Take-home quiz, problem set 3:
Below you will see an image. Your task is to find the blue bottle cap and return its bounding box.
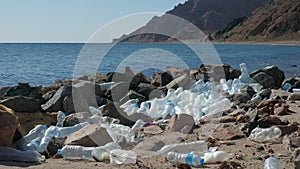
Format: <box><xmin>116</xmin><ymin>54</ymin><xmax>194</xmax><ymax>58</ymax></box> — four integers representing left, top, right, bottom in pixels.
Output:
<box><xmin>200</xmin><ymin>157</ymin><xmax>204</xmax><ymax>165</ymax></box>
<box><xmin>43</xmin><ymin>125</ymin><xmax>48</xmax><ymax>129</ymax></box>
<box><xmin>185</xmin><ymin>154</ymin><xmax>193</xmax><ymax>166</ymax></box>
<box><xmin>57</xmin><ymin>149</ymin><xmax>62</xmax><ymax>155</ymax></box>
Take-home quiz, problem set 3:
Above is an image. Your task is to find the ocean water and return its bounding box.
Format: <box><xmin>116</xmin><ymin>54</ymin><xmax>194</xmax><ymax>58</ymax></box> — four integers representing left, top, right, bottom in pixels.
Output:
<box><xmin>0</xmin><ymin>43</ymin><xmax>299</xmax><ymax>86</ymax></box>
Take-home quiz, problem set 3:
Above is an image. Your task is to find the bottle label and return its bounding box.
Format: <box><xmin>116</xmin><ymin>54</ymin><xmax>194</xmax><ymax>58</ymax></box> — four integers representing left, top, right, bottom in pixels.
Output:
<box><xmin>185</xmin><ymin>154</ymin><xmax>193</xmax><ymax>166</ymax></box>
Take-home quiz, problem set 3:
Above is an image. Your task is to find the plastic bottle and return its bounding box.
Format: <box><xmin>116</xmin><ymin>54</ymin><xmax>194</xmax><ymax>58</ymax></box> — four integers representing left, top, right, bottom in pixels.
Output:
<box><xmin>58</xmin><ymin>145</ymin><xmax>95</xmax><ymax>161</ymax></box>
<box><xmin>56</xmin><ymin>111</ymin><xmax>66</xmax><ymax>127</ymax></box>
<box><xmin>137</xmin><ymin>101</ymin><xmax>150</xmax><ymax>114</ymax></box>
<box><xmin>38</xmin><ymin>122</ymin><xmax>89</xmax><ymax>152</ymax></box>
<box><xmin>203</xmin><ymin>151</ymin><xmax>233</xmax><ymax>163</ymax></box>
<box><xmin>162</xmin><ymin>100</ymin><xmax>175</xmax><ymax>118</ymax></box>
<box><xmin>0</xmin><ymin>146</ymin><xmax>45</xmax><ymax>163</ymax></box>
<box><xmin>92</xmin><ymin>142</ymin><xmax>121</xmax><ymax>161</ymax></box>
<box><xmin>120</xmin><ymin>99</ymin><xmax>139</xmax><ymax>116</ymax></box>
<box><xmin>264</xmin><ymin>157</ymin><xmax>280</xmax><ymax>169</ymax></box>
<box><xmin>238</xmin><ymin>63</ymin><xmax>255</xmax><ymax>84</ymax></box>
<box><xmin>106</xmin><ymin>124</ymin><xmax>135</xmax><ymax>143</ymax></box>
<box><xmin>249</xmin><ymin>126</ymin><xmax>282</xmax><ymax>143</ymax></box>
<box><xmin>282</xmin><ymin>83</ymin><xmax>292</xmax><ymax>91</ymax></box>
<box><xmin>157</xmin><ymin>141</ymin><xmax>208</xmax><ymax>156</ymax></box>
<box><xmin>89</xmin><ymin>106</ymin><xmax>101</xmax><ymax>115</ymax></box>
<box><xmin>201</xmin><ymin>98</ymin><xmax>231</xmax><ymax>118</ymax></box>
<box><xmin>110</xmin><ymin>149</ymin><xmax>137</xmax><ymax>164</ymax></box>
<box><xmin>14</xmin><ymin>125</ymin><xmax>45</xmax><ymax>150</ymax></box>
<box><xmin>15</xmin><ymin>124</ymin><xmax>48</xmax><ymax>151</ymax></box>
<box><xmin>131</xmin><ymin>119</ymin><xmax>146</xmax><ymax>129</ymax></box>
<box><xmin>167</xmin><ymin>152</ymin><xmax>204</xmax><ymax>166</ymax></box>
<box><xmin>26</xmin><ymin>137</ymin><xmax>42</xmax><ymax>151</ymax></box>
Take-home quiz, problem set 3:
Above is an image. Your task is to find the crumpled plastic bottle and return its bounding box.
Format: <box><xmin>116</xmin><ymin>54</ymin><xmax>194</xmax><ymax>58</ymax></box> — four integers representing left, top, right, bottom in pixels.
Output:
<box><xmin>249</xmin><ymin>126</ymin><xmax>282</xmax><ymax>142</ymax></box>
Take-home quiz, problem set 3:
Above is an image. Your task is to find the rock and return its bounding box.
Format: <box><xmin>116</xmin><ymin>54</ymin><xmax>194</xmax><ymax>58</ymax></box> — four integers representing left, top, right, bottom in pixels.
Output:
<box><xmin>218</xmin><ymin>161</ymin><xmax>242</xmax><ymax>169</ymax></box>
<box><xmin>283</xmin><ymin>77</ymin><xmax>300</xmax><ymax>89</ymax></box>
<box><xmin>0</xmin><ymin>105</ymin><xmax>18</xmax><ymax>147</ymax></box>
<box><xmin>228</xmin><ymin>109</ymin><xmax>246</xmax><ymax>117</ymax></box>
<box><xmin>0</xmin><ymin>86</ymin><xmax>11</xmax><ymax>99</ymax></box>
<box><xmin>102</xmin><ymin>102</ymin><xmax>152</xmax><ymax>126</ymax></box>
<box><xmin>251</xmin><ymin>66</ymin><xmax>285</xmax><ymax>89</ymax></box>
<box><xmin>257</xmin><ymin>88</ymin><xmax>272</xmax><ymax>99</ymax></box>
<box><xmin>199</xmin><ymin>64</ymin><xmax>241</xmax><ymax>82</ymax></box>
<box><xmin>143</xmin><ymin>125</ymin><xmax>163</xmax><ymax>135</ymax></box>
<box><xmin>134</xmin><ymin>138</ymin><xmax>165</xmax><ymax>151</ymax></box>
<box><xmin>72</xmin><ymin>81</ymin><xmax>100</xmax><ymax>112</ymax></box>
<box><xmin>252</xmin><ymin>72</ymin><xmax>275</xmax><ymax>89</ymax></box>
<box><xmin>236</xmin><ymin>115</ymin><xmax>250</xmax><ymax>123</ymax></box>
<box><xmin>258</xmin><ymin>116</ymin><xmax>282</xmax><ymax>128</ymax></box>
<box><xmin>288</xmin><ymin>93</ymin><xmax>300</xmax><ymax>101</ymax></box>
<box><xmin>137</xmin><ymin>83</ymin><xmax>164</xmax><ymax>100</ymax></box>
<box><xmin>277</xmin><ymin>123</ymin><xmax>298</xmax><ymax>136</ymax></box>
<box><xmin>106</xmin><ymin>82</ymin><xmax>130</xmax><ymax>103</ymax></box>
<box><xmin>232</xmin><ymin>93</ymin><xmax>251</xmax><ymax>104</ymax></box>
<box><xmin>41</xmin><ymin>86</ymin><xmax>72</xmax><ymax>112</ymax></box>
<box><xmin>166</xmin><ymin>114</ymin><xmax>195</xmax><ymax>134</ymax></box>
<box><xmin>166</xmin><ymin>74</ymin><xmax>190</xmax><ymax>90</ymax></box>
<box><xmin>283</xmin><ymin>136</ymin><xmax>300</xmax><ymax>150</ymax></box>
<box><xmin>2</xmin><ymin>83</ymin><xmax>43</xmax><ymax>101</ymax></box>
<box><xmin>274</xmin><ymin>106</ymin><xmax>288</xmax><ymax>116</ymax></box>
<box><xmin>62</xmin><ymin>96</ymin><xmax>75</xmax><ymax>113</ymax></box>
<box><xmin>119</xmin><ymin>90</ymin><xmax>146</xmax><ymax>105</ymax></box>
<box><xmin>0</xmin><ymin>96</ymin><xmax>41</xmax><ymax>113</ymax></box>
<box><xmin>240</xmin><ymin>85</ymin><xmax>256</xmax><ymax>97</ymax></box>
<box><xmin>161</xmin><ymin>72</ymin><xmax>174</xmax><ymax>86</ymax></box>
<box><xmin>63</xmin><ymin>112</ymin><xmax>92</xmax><ymax>127</ymax></box>
<box><xmin>129</xmin><ymin>73</ymin><xmax>150</xmax><ymax>90</ymax></box>
<box><xmin>211</xmin><ymin>128</ymin><xmax>244</xmax><ymax>140</ymax></box>
<box><xmin>65</xmin><ymin>124</ymin><xmax>113</xmax><ymax>147</ymax></box>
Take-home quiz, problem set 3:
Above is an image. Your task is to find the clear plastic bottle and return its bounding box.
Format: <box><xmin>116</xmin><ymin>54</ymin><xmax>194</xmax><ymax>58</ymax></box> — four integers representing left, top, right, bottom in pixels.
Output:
<box><xmin>282</xmin><ymin>83</ymin><xmax>292</xmax><ymax>91</ymax></box>
<box><xmin>56</xmin><ymin>111</ymin><xmax>66</xmax><ymax>127</ymax></box>
<box><xmin>203</xmin><ymin>151</ymin><xmax>233</xmax><ymax>163</ymax></box>
<box><xmin>264</xmin><ymin>157</ymin><xmax>280</xmax><ymax>169</ymax></box>
<box><xmin>26</xmin><ymin>137</ymin><xmax>42</xmax><ymax>151</ymax></box>
<box><xmin>15</xmin><ymin>124</ymin><xmax>48</xmax><ymax>151</ymax></box>
<box><xmin>120</xmin><ymin>99</ymin><xmax>139</xmax><ymax>116</ymax></box>
<box><xmin>131</xmin><ymin>119</ymin><xmax>146</xmax><ymax>130</ymax></box>
<box><xmin>201</xmin><ymin>98</ymin><xmax>231</xmax><ymax>118</ymax></box>
<box><xmin>38</xmin><ymin>122</ymin><xmax>89</xmax><ymax>152</ymax></box>
<box><xmin>167</xmin><ymin>152</ymin><xmax>204</xmax><ymax>166</ymax></box>
<box><xmin>162</xmin><ymin>100</ymin><xmax>175</xmax><ymax>118</ymax></box>
<box><xmin>106</xmin><ymin>124</ymin><xmax>135</xmax><ymax>143</ymax></box>
<box><xmin>157</xmin><ymin>141</ymin><xmax>208</xmax><ymax>156</ymax></box>
<box><xmin>89</xmin><ymin>106</ymin><xmax>101</xmax><ymax>115</ymax></box>
<box><xmin>58</xmin><ymin>145</ymin><xmax>95</xmax><ymax>161</ymax></box>
<box><xmin>249</xmin><ymin>126</ymin><xmax>282</xmax><ymax>143</ymax></box>
<box><xmin>238</xmin><ymin>63</ymin><xmax>255</xmax><ymax>84</ymax></box>
<box><xmin>0</xmin><ymin>146</ymin><xmax>45</xmax><ymax>163</ymax></box>
<box><xmin>110</xmin><ymin>149</ymin><xmax>137</xmax><ymax>164</ymax></box>
<box><xmin>92</xmin><ymin>142</ymin><xmax>121</xmax><ymax>161</ymax></box>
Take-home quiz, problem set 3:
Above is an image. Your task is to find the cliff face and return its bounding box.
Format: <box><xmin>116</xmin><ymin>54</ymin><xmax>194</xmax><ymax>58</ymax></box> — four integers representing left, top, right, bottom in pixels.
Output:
<box><xmin>114</xmin><ymin>0</ymin><xmax>269</xmax><ymax>42</ymax></box>
<box><xmin>214</xmin><ymin>0</ymin><xmax>300</xmax><ymax>42</ymax></box>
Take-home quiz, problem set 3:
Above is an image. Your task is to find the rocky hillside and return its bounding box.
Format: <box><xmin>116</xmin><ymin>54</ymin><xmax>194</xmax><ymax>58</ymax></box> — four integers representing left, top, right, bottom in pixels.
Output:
<box><xmin>213</xmin><ymin>0</ymin><xmax>300</xmax><ymax>42</ymax></box>
<box><xmin>114</xmin><ymin>0</ymin><xmax>268</xmax><ymax>42</ymax></box>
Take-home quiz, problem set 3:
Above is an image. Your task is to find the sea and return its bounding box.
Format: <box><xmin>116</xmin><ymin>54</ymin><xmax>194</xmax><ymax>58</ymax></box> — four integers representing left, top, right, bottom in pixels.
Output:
<box><xmin>0</xmin><ymin>43</ymin><xmax>299</xmax><ymax>86</ymax></box>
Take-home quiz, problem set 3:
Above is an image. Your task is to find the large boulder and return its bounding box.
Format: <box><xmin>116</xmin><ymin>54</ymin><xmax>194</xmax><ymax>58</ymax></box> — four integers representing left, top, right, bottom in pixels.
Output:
<box><xmin>197</xmin><ymin>64</ymin><xmax>241</xmax><ymax>82</ymax></box>
<box><xmin>63</xmin><ymin>112</ymin><xmax>92</xmax><ymax>127</ymax></box>
<box><xmin>65</xmin><ymin>124</ymin><xmax>113</xmax><ymax>147</ymax></box>
<box><xmin>251</xmin><ymin>72</ymin><xmax>275</xmax><ymax>89</ymax></box>
<box><xmin>41</xmin><ymin>86</ymin><xmax>72</xmax><ymax>112</ymax></box>
<box><xmin>0</xmin><ymin>105</ymin><xmax>18</xmax><ymax>147</ymax></box>
<box><xmin>2</xmin><ymin>83</ymin><xmax>43</xmax><ymax>102</ymax></box>
<box><xmin>0</xmin><ymin>96</ymin><xmax>41</xmax><ymax>113</ymax></box>
<box><xmin>166</xmin><ymin>114</ymin><xmax>195</xmax><ymax>134</ymax></box>
<box><xmin>250</xmin><ymin>66</ymin><xmax>285</xmax><ymax>89</ymax></box>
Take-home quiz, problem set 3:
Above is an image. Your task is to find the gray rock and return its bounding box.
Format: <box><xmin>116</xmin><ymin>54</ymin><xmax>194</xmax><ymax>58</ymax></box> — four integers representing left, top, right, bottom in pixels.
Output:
<box><xmin>63</xmin><ymin>96</ymin><xmax>75</xmax><ymax>114</ymax></box>
<box><xmin>63</xmin><ymin>112</ymin><xmax>92</xmax><ymax>127</ymax></box>
<box><xmin>65</xmin><ymin>124</ymin><xmax>113</xmax><ymax>147</ymax></box>
<box><xmin>252</xmin><ymin>72</ymin><xmax>275</xmax><ymax>89</ymax></box>
<box><xmin>251</xmin><ymin>66</ymin><xmax>285</xmax><ymax>89</ymax></box>
<box><xmin>41</xmin><ymin>86</ymin><xmax>72</xmax><ymax>112</ymax></box>
<box><xmin>288</xmin><ymin>93</ymin><xmax>300</xmax><ymax>101</ymax></box>
<box><xmin>232</xmin><ymin>93</ymin><xmax>251</xmax><ymax>104</ymax></box>
<box><xmin>3</xmin><ymin>83</ymin><xmax>43</xmax><ymax>101</ymax></box>
<box><xmin>240</xmin><ymin>85</ymin><xmax>256</xmax><ymax>97</ymax></box>
<box><xmin>119</xmin><ymin>90</ymin><xmax>146</xmax><ymax>105</ymax></box>
<box><xmin>166</xmin><ymin>114</ymin><xmax>195</xmax><ymax>134</ymax></box>
<box><xmin>1</xmin><ymin>96</ymin><xmax>41</xmax><ymax>113</ymax></box>
<box><xmin>106</xmin><ymin>82</ymin><xmax>130</xmax><ymax>103</ymax></box>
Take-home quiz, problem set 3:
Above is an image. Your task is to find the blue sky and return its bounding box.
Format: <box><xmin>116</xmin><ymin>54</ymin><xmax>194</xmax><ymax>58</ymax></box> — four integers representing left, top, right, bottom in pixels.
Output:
<box><xmin>0</xmin><ymin>0</ymin><xmax>186</xmax><ymax>42</ymax></box>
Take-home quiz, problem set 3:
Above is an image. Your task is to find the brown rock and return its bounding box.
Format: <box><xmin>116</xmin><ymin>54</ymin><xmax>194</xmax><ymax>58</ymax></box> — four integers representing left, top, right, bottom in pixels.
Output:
<box><xmin>143</xmin><ymin>125</ymin><xmax>163</xmax><ymax>135</ymax></box>
<box><xmin>274</xmin><ymin>106</ymin><xmax>288</xmax><ymax>116</ymax></box>
<box><xmin>277</xmin><ymin>123</ymin><xmax>298</xmax><ymax>136</ymax></box>
<box><xmin>211</xmin><ymin>128</ymin><xmax>244</xmax><ymax>140</ymax></box>
<box><xmin>0</xmin><ymin>105</ymin><xmax>18</xmax><ymax>147</ymax></box>
<box><xmin>288</xmin><ymin>93</ymin><xmax>300</xmax><ymax>101</ymax></box>
<box><xmin>258</xmin><ymin>116</ymin><xmax>282</xmax><ymax>128</ymax></box>
<box><xmin>166</xmin><ymin>114</ymin><xmax>195</xmax><ymax>134</ymax></box>
<box><xmin>65</xmin><ymin>124</ymin><xmax>113</xmax><ymax>147</ymax></box>
<box><xmin>236</xmin><ymin>115</ymin><xmax>250</xmax><ymax>123</ymax></box>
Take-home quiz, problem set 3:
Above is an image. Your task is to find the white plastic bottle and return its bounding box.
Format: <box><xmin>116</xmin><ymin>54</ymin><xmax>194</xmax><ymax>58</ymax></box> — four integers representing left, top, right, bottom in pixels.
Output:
<box><xmin>89</xmin><ymin>106</ymin><xmax>101</xmax><ymax>115</ymax></box>
<box><xmin>238</xmin><ymin>63</ymin><xmax>255</xmax><ymax>84</ymax></box>
<box><xmin>56</xmin><ymin>111</ymin><xmax>66</xmax><ymax>127</ymax></box>
<box><xmin>58</xmin><ymin>145</ymin><xmax>95</xmax><ymax>161</ymax></box>
<box><xmin>203</xmin><ymin>151</ymin><xmax>233</xmax><ymax>163</ymax></box>
<box><xmin>157</xmin><ymin>141</ymin><xmax>208</xmax><ymax>156</ymax></box>
<box><xmin>131</xmin><ymin>119</ymin><xmax>146</xmax><ymax>129</ymax></box>
<box><xmin>264</xmin><ymin>157</ymin><xmax>280</xmax><ymax>169</ymax></box>
<box><xmin>162</xmin><ymin>100</ymin><xmax>175</xmax><ymax>118</ymax></box>
<box><xmin>0</xmin><ymin>146</ymin><xmax>45</xmax><ymax>163</ymax></box>
<box><xmin>167</xmin><ymin>152</ymin><xmax>204</xmax><ymax>166</ymax></box>
<box><xmin>110</xmin><ymin>149</ymin><xmax>137</xmax><ymax>164</ymax></box>
<box><xmin>15</xmin><ymin>124</ymin><xmax>48</xmax><ymax>150</ymax></box>
<box><xmin>92</xmin><ymin>142</ymin><xmax>121</xmax><ymax>161</ymax></box>
<box><xmin>249</xmin><ymin>126</ymin><xmax>282</xmax><ymax>142</ymax></box>
<box><xmin>26</xmin><ymin>137</ymin><xmax>42</xmax><ymax>151</ymax></box>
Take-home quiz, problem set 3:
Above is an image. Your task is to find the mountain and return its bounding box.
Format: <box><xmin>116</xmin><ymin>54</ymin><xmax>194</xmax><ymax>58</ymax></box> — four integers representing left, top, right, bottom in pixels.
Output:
<box><xmin>213</xmin><ymin>0</ymin><xmax>300</xmax><ymax>42</ymax></box>
<box><xmin>113</xmin><ymin>0</ymin><xmax>269</xmax><ymax>42</ymax></box>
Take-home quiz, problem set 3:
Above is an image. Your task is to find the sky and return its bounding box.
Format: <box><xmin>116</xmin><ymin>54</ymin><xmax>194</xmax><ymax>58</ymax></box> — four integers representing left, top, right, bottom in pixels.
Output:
<box><xmin>0</xmin><ymin>0</ymin><xmax>186</xmax><ymax>42</ymax></box>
